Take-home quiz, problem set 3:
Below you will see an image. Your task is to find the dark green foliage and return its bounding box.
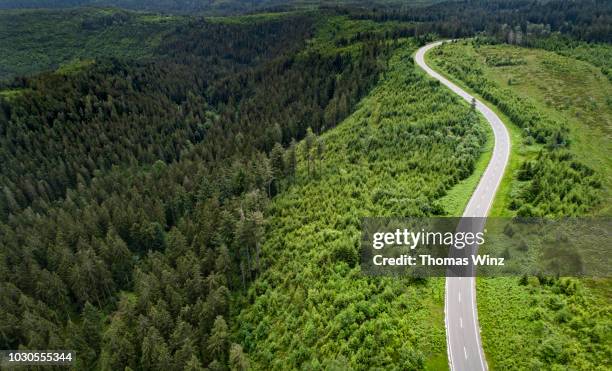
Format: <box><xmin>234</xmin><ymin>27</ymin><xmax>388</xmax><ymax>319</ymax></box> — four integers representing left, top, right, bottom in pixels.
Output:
<box><xmin>344</xmin><ymin>0</ymin><xmax>612</xmax><ymax>43</ymax></box>
<box><xmin>0</xmin><ymin>13</ymin><xmax>395</xmax><ymax>369</ymax></box>
<box><xmin>0</xmin><ymin>0</ymin><xmax>288</xmax><ymax>14</ymax></box>
<box><xmin>1</xmin><ymin>2</ymin><xmax>608</xmax><ymax>369</ymax></box>
<box><xmin>0</xmin><ymin>0</ymin><xmax>449</xmax><ymax>16</ymax></box>
<box><xmin>0</xmin><ymin>14</ymin><xmax>314</xmax><ymax>220</ymax></box>
<box><xmin>0</xmin><ymin>8</ymin><xmax>185</xmax><ymax>80</ymax></box>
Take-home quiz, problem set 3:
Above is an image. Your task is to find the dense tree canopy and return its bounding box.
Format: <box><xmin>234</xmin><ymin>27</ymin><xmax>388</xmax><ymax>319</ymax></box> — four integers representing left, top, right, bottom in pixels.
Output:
<box><xmin>343</xmin><ymin>0</ymin><xmax>612</xmax><ymax>43</ymax></box>
<box><xmin>0</xmin><ymin>2</ymin><xmax>609</xmax><ymax>370</ymax></box>
<box><xmin>0</xmin><ymin>12</ymin><xmax>396</xmax><ymax>369</ymax></box>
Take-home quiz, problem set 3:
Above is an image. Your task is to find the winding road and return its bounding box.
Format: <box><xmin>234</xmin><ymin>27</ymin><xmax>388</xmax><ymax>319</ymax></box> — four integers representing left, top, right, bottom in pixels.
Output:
<box><xmin>414</xmin><ymin>41</ymin><xmax>511</xmax><ymax>371</ymax></box>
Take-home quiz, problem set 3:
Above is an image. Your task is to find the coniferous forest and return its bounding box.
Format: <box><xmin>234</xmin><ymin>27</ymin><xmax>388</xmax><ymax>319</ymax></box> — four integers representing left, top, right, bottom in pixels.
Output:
<box><xmin>0</xmin><ymin>1</ymin><xmax>610</xmax><ymax>370</ymax></box>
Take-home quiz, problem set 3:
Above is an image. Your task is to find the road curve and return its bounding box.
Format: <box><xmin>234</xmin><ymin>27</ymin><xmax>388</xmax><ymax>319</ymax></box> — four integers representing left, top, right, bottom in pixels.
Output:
<box><xmin>414</xmin><ymin>41</ymin><xmax>511</xmax><ymax>371</ymax></box>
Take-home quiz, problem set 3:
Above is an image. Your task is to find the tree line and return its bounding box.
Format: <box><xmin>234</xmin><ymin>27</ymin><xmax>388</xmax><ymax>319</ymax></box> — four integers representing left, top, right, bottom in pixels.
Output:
<box><xmin>336</xmin><ymin>0</ymin><xmax>611</xmax><ymax>43</ymax></box>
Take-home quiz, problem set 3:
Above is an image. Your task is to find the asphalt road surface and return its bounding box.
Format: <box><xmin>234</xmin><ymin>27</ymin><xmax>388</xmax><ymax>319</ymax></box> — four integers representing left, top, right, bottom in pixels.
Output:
<box><xmin>414</xmin><ymin>41</ymin><xmax>511</xmax><ymax>371</ymax></box>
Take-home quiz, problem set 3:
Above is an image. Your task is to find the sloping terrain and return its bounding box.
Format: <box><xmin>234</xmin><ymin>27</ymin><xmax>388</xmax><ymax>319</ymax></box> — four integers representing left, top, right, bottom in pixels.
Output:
<box><xmin>234</xmin><ymin>43</ymin><xmax>488</xmax><ymax>370</ymax></box>
<box><xmin>429</xmin><ymin>40</ymin><xmax>612</xmax><ymax>370</ymax></box>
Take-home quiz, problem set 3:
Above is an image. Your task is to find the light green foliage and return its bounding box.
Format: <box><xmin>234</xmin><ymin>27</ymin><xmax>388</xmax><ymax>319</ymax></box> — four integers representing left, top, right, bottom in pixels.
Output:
<box><xmin>55</xmin><ymin>58</ymin><xmax>95</xmax><ymax>75</ymax></box>
<box><xmin>0</xmin><ymin>88</ymin><xmax>30</xmax><ymax>100</ymax></box>
<box><xmin>471</xmin><ymin>42</ymin><xmax>611</xmax><ymax>215</ymax></box>
<box><xmin>429</xmin><ymin>40</ymin><xmax>605</xmax><ymax>217</ymax></box>
<box><xmin>478</xmin><ymin>277</ymin><xmax>611</xmax><ymax>370</ymax></box>
<box><xmin>0</xmin><ymin>8</ymin><xmax>185</xmax><ymax>79</ymax></box>
<box><xmin>430</xmin><ymin>41</ymin><xmax>571</xmax><ymax>146</ymax></box>
<box><xmin>234</xmin><ymin>44</ymin><xmax>488</xmax><ymax>369</ymax></box>
<box><xmin>438</xmin><ymin>125</ymin><xmax>493</xmax><ymax>217</ymax></box>
<box><xmin>429</xmin><ymin>39</ymin><xmax>612</xmax><ymax>370</ymax></box>
<box><xmin>529</xmin><ymin>34</ymin><xmax>612</xmax><ymax>81</ymax></box>
<box><xmin>206</xmin><ymin>11</ymin><xmax>293</xmax><ymax>25</ymax></box>
<box><xmin>307</xmin><ymin>15</ymin><xmax>406</xmax><ymax>56</ymax></box>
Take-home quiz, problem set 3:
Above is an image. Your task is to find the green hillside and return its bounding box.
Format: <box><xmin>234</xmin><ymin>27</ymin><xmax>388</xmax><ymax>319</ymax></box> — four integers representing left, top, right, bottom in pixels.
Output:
<box><xmin>0</xmin><ymin>8</ymin><xmax>185</xmax><ymax>80</ymax></box>
<box><xmin>235</xmin><ymin>43</ymin><xmax>489</xmax><ymax>369</ymax></box>
<box><xmin>428</xmin><ymin>39</ymin><xmax>612</xmax><ymax>370</ymax></box>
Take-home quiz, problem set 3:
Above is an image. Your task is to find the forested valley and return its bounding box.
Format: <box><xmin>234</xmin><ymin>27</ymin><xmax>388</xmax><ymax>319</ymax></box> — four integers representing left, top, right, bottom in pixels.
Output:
<box><xmin>0</xmin><ymin>12</ymin><xmax>397</xmax><ymax>369</ymax></box>
<box><xmin>0</xmin><ymin>1</ymin><xmax>610</xmax><ymax>370</ymax></box>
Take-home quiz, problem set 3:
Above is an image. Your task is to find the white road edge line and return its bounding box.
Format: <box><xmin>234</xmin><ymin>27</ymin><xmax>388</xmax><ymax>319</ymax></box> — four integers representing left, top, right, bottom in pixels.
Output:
<box><xmin>472</xmin><ymin>276</ymin><xmax>487</xmax><ymax>371</ymax></box>
<box><xmin>445</xmin><ymin>277</ymin><xmax>455</xmax><ymax>371</ymax></box>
